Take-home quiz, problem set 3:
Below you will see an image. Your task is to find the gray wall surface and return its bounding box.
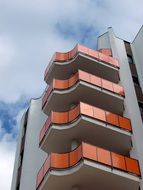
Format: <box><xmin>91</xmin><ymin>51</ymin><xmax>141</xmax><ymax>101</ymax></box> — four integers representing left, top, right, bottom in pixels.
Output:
<box><xmin>11</xmin><ymin>113</ymin><xmax>26</xmax><ymax>190</ymax></box>
<box><xmin>98</xmin><ymin>28</ymin><xmax>143</xmax><ymax>189</ymax></box>
<box><xmin>132</xmin><ymin>26</ymin><xmax>143</xmax><ymax>92</ymax></box>
<box><xmin>11</xmin><ymin>98</ymin><xmax>47</xmax><ymax>190</ymax></box>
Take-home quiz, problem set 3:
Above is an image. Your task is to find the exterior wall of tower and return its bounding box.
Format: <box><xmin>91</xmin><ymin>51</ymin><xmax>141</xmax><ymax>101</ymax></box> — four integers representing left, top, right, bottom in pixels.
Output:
<box><xmin>98</xmin><ymin>28</ymin><xmax>143</xmax><ymax>189</ymax></box>
<box><xmin>11</xmin><ymin>113</ymin><xmax>27</xmax><ymax>190</ymax></box>
<box><xmin>97</xmin><ymin>32</ymin><xmax>111</xmax><ymax>49</ymax></box>
<box><xmin>131</xmin><ymin>26</ymin><xmax>143</xmax><ymax>93</ymax></box>
<box><xmin>11</xmin><ymin>27</ymin><xmax>143</xmax><ymax>190</ymax></box>
<box><xmin>11</xmin><ymin>98</ymin><xmax>47</xmax><ymax>190</ymax></box>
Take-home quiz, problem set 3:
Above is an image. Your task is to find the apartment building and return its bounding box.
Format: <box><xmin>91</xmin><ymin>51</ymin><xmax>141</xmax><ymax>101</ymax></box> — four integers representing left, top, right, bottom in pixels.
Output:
<box><xmin>11</xmin><ymin>26</ymin><xmax>143</xmax><ymax>190</ymax></box>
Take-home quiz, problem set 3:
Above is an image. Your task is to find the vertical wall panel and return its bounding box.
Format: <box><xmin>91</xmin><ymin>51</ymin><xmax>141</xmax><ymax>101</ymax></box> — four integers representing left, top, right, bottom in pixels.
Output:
<box><xmin>111</xmin><ymin>152</ymin><xmax>126</xmax><ymax>171</ymax></box>
<box><xmin>97</xmin><ymin>147</ymin><xmax>111</xmax><ymax>166</ymax></box>
<box><xmin>82</xmin><ymin>143</ymin><xmax>97</xmax><ymax>161</ymax></box>
<box><xmin>51</xmin><ymin>153</ymin><xmax>69</xmax><ymax>169</ymax></box>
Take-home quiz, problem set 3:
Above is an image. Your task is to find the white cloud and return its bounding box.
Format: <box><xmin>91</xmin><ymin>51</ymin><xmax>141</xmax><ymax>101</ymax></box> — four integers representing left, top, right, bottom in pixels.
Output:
<box><xmin>0</xmin><ymin>31</ymin><xmax>76</xmax><ymax>103</ymax></box>
<box><xmin>0</xmin><ymin>37</ymin><xmax>16</xmax><ymax>66</ymax></box>
<box><xmin>0</xmin><ymin>107</ymin><xmax>26</xmax><ymax>190</ymax></box>
<box><xmin>0</xmin><ymin>0</ymin><xmax>142</xmax><ymax>103</ymax></box>
<box><xmin>0</xmin><ymin>122</ymin><xmax>16</xmax><ymax>190</ymax></box>
<box><xmin>0</xmin><ymin>142</ymin><xmax>15</xmax><ymax>190</ymax></box>
<box><xmin>0</xmin><ymin>140</ymin><xmax>16</xmax><ymax>190</ymax></box>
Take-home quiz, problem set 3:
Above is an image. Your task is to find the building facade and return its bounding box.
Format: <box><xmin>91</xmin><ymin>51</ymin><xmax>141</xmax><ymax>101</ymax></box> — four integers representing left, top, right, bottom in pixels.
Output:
<box><xmin>11</xmin><ymin>26</ymin><xmax>143</xmax><ymax>190</ymax></box>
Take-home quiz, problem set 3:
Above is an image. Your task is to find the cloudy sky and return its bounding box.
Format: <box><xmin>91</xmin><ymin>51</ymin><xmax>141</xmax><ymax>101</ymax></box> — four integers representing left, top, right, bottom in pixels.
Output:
<box><xmin>0</xmin><ymin>0</ymin><xmax>143</xmax><ymax>189</ymax></box>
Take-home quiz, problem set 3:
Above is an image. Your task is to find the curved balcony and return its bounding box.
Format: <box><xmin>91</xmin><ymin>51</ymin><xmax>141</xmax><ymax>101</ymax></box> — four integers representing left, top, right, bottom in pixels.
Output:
<box><xmin>36</xmin><ymin>143</ymin><xmax>140</xmax><ymax>190</ymax></box>
<box><xmin>99</xmin><ymin>48</ymin><xmax>112</xmax><ymax>56</ymax></box>
<box><xmin>42</xmin><ymin>70</ymin><xmax>124</xmax><ymax>115</ymax></box>
<box><xmin>40</xmin><ymin>102</ymin><xmax>132</xmax><ymax>155</ymax></box>
<box><xmin>44</xmin><ymin>44</ymin><xmax>120</xmax><ymax>84</ymax></box>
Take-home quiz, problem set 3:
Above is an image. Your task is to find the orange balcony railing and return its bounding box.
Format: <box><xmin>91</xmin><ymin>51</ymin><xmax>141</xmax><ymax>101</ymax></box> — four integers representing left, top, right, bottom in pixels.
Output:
<box><xmin>36</xmin><ymin>142</ymin><xmax>140</xmax><ymax>189</ymax></box>
<box><xmin>99</xmin><ymin>48</ymin><xmax>112</xmax><ymax>56</ymax></box>
<box><xmin>42</xmin><ymin>70</ymin><xmax>124</xmax><ymax>109</ymax></box>
<box><xmin>40</xmin><ymin>102</ymin><xmax>132</xmax><ymax>145</ymax></box>
<box><xmin>44</xmin><ymin>44</ymin><xmax>119</xmax><ymax>81</ymax></box>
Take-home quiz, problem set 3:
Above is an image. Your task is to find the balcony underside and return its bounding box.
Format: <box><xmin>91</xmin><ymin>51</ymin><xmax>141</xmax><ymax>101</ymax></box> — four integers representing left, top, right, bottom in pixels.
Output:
<box><xmin>40</xmin><ymin>115</ymin><xmax>131</xmax><ymax>155</ymax></box>
<box><xmin>39</xmin><ymin>159</ymin><xmax>140</xmax><ymax>190</ymax></box>
<box><xmin>46</xmin><ymin>53</ymin><xmax>119</xmax><ymax>84</ymax></box>
<box><xmin>43</xmin><ymin>81</ymin><xmax>124</xmax><ymax>116</ymax></box>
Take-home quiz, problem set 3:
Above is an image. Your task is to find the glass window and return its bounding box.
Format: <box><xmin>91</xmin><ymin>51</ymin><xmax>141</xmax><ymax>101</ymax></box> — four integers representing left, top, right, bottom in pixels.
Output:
<box><xmin>133</xmin><ymin>76</ymin><xmax>140</xmax><ymax>86</ymax></box>
<box><xmin>138</xmin><ymin>102</ymin><xmax>143</xmax><ymax>112</ymax></box>
<box><xmin>127</xmin><ymin>55</ymin><xmax>134</xmax><ymax>64</ymax></box>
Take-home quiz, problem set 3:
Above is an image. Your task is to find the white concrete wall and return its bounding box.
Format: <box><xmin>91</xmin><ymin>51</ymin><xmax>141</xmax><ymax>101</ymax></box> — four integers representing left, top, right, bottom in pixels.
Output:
<box><xmin>11</xmin><ymin>98</ymin><xmax>47</xmax><ymax>190</ymax></box>
<box><xmin>131</xmin><ymin>26</ymin><xmax>143</xmax><ymax>92</ymax></box>
<box><xmin>98</xmin><ymin>28</ymin><xmax>143</xmax><ymax>189</ymax></box>
<box><xmin>97</xmin><ymin>31</ymin><xmax>111</xmax><ymax>49</ymax></box>
<box><xmin>11</xmin><ymin>113</ymin><xmax>26</xmax><ymax>190</ymax></box>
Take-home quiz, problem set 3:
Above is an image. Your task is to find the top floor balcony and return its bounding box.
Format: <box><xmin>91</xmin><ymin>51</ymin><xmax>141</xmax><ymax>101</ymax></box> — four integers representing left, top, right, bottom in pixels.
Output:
<box><xmin>44</xmin><ymin>44</ymin><xmax>120</xmax><ymax>84</ymax></box>
<box><xmin>42</xmin><ymin>70</ymin><xmax>124</xmax><ymax>116</ymax></box>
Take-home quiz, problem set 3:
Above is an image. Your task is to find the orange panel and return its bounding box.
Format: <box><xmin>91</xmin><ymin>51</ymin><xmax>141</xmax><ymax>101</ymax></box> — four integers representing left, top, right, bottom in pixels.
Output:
<box><xmin>80</xmin><ymin>102</ymin><xmax>94</xmax><ymax>117</ymax></box>
<box><xmin>111</xmin><ymin>152</ymin><xmax>126</xmax><ymax>171</ymax></box>
<box><xmin>93</xmin><ymin>107</ymin><xmax>106</xmax><ymax>121</ymax></box>
<box><xmin>106</xmin><ymin>112</ymin><xmax>119</xmax><ymax>127</ymax></box>
<box><xmin>69</xmin><ymin>105</ymin><xmax>80</xmax><ymax>122</ymax></box>
<box><xmin>88</xmin><ymin>49</ymin><xmax>99</xmax><ymax>60</ymax></box>
<box><xmin>54</xmin><ymin>79</ymin><xmax>69</xmax><ymax>89</ymax></box>
<box><xmin>68</xmin><ymin>72</ymin><xmax>79</xmax><ymax>87</ymax></box>
<box><xmin>79</xmin><ymin>70</ymin><xmax>90</xmax><ymax>83</ymax></box>
<box><xmin>55</xmin><ymin>52</ymin><xmax>67</xmax><ymax>62</ymax></box>
<box><xmin>36</xmin><ymin>166</ymin><xmax>44</xmax><ymax>188</ymax></box>
<box><xmin>108</xmin><ymin>56</ymin><xmax>119</xmax><ymax>68</ymax></box>
<box><xmin>44</xmin><ymin>58</ymin><xmax>52</xmax><ymax>79</ymax></box>
<box><xmin>77</xmin><ymin>44</ymin><xmax>89</xmax><ymax>55</ymax></box>
<box><xmin>52</xmin><ymin>112</ymin><xmax>68</xmax><ymax>124</ymax></box>
<box><xmin>43</xmin><ymin>156</ymin><xmax>50</xmax><ymax>176</ymax></box>
<box><xmin>90</xmin><ymin>74</ymin><xmax>102</xmax><ymax>87</ymax></box>
<box><xmin>82</xmin><ymin>143</ymin><xmax>97</xmax><ymax>161</ymax></box>
<box><xmin>102</xmin><ymin>79</ymin><xmax>113</xmax><ymax>92</ymax></box>
<box><xmin>39</xmin><ymin>125</ymin><xmax>46</xmax><ymax>143</ymax></box>
<box><xmin>54</xmin><ymin>52</ymin><xmax>59</xmax><ymax>61</ymax></box>
<box><xmin>42</xmin><ymin>85</ymin><xmax>53</xmax><ymax>109</ymax></box>
<box><xmin>97</xmin><ymin>147</ymin><xmax>111</xmax><ymax>166</ymax></box>
<box><xmin>43</xmin><ymin>84</ymin><xmax>53</xmax><ymax>102</ymax></box>
<box><xmin>51</xmin><ymin>153</ymin><xmax>69</xmax><ymax>169</ymax></box>
<box><xmin>64</xmin><ymin>52</ymin><xmax>69</xmax><ymax>61</ymax></box>
<box><xmin>51</xmin><ymin>52</ymin><xmax>57</xmax><ymax>62</ymax></box>
<box><xmin>113</xmin><ymin>83</ymin><xmax>125</xmax><ymax>96</ymax></box>
<box><xmin>70</xmin><ymin>145</ymin><xmax>82</xmax><ymax>167</ymax></box>
<box><xmin>45</xmin><ymin>116</ymin><xmax>52</xmax><ymax>132</ymax></box>
<box><xmin>99</xmin><ymin>52</ymin><xmax>119</xmax><ymax>68</ymax></box>
<box><xmin>118</xmin><ymin>116</ymin><xmax>132</xmax><ymax>131</ymax></box>
<box><xmin>99</xmin><ymin>52</ymin><xmax>109</xmax><ymax>64</ymax></box>
<box><xmin>125</xmin><ymin>157</ymin><xmax>140</xmax><ymax>176</ymax></box>
<box><xmin>99</xmin><ymin>49</ymin><xmax>112</xmax><ymax>57</ymax></box>
<box><xmin>69</xmin><ymin>46</ymin><xmax>77</xmax><ymax>59</ymax></box>
<box><xmin>42</xmin><ymin>92</ymin><xmax>47</xmax><ymax>108</ymax></box>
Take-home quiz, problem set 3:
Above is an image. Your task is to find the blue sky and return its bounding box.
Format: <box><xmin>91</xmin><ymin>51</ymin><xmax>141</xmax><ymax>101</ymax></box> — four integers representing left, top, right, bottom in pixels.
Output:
<box><xmin>0</xmin><ymin>99</ymin><xmax>28</xmax><ymax>134</ymax></box>
<box><xmin>0</xmin><ymin>0</ymin><xmax>143</xmax><ymax>189</ymax></box>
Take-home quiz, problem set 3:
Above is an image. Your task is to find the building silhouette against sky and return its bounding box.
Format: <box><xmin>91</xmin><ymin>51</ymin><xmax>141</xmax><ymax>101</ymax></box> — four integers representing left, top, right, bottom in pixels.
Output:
<box><xmin>11</xmin><ymin>26</ymin><xmax>143</xmax><ymax>190</ymax></box>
